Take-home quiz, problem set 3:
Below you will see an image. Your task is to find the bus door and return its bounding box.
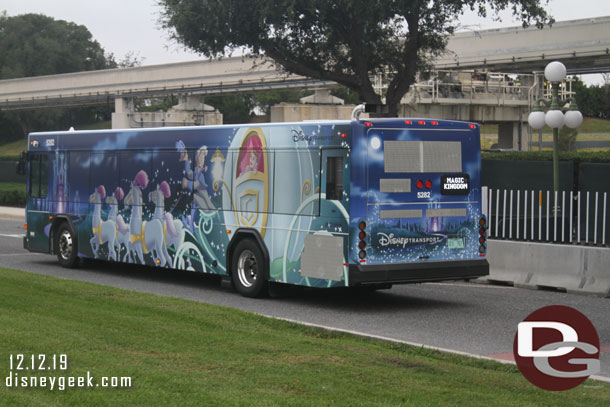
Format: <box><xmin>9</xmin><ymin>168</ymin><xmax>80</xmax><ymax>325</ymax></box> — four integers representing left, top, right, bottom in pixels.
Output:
<box><xmin>26</xmin><ymin>152</ymin><xmax>51</xmax><ymax>252</ymax></box>
<box><xmin>299</xmin><ymin>148</ymin><xmax>350</xmax><ymax>283</ymax></box>
<box><xmin>365</xmin><ymin>127</ymin><xmax>480</xmax><ymax>264</ymax></box>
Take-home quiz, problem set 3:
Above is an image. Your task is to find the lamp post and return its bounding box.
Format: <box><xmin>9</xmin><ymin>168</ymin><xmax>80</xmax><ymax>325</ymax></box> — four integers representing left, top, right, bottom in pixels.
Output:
<box><xmin>528</xmin><ymin>61</ymin><xmax>583</xmax><ymax>192</ymax></box>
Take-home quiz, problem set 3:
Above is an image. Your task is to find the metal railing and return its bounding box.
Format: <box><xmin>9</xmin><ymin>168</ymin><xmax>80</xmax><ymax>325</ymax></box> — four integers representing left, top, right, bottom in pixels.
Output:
<box><xmin>404</xmin><ymin>70</ymin><xmax>534</xmax><ymax>105</ymax></box>
<box><xmin>482</xmin><ymin>186</ymin><xmax>608</xmax><ymax>246</ymax></box>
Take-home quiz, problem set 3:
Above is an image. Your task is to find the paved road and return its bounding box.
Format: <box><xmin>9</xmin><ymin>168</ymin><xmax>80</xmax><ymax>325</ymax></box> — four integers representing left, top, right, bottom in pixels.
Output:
<box><xmin>1</xmin><ymin>218</ymin><xmax>608</xmax><ymax>379</ymax></box>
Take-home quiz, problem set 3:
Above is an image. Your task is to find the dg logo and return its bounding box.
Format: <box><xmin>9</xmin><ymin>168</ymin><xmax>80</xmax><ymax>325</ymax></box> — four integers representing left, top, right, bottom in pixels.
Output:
<box><xmin>513</xmin><ymin>305</ymin><xmax>600</xmax><ymax>391</ymax></box>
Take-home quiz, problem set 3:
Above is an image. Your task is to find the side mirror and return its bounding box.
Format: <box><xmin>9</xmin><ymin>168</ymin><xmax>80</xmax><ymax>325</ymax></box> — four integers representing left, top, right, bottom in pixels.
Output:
<box><xmin>16</xmin><ymin>151</ymin><xmax>26</xmax><ymax>175</ymax></box>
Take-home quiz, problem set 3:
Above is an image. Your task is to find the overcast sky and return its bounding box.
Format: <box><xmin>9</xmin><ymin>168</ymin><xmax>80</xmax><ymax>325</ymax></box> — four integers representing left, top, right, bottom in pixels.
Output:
<box><xmin>1</xmin><ymin>0</ymin><xmax>609</xmax><ymax>82</ymax></box>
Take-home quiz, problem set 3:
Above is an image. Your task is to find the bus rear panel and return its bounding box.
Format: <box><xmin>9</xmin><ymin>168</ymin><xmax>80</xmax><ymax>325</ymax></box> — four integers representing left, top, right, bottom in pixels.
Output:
<box><xmin>348</xmin><ymin>119</ymin><xmax>489</xmax><ymax>285</ymax></box>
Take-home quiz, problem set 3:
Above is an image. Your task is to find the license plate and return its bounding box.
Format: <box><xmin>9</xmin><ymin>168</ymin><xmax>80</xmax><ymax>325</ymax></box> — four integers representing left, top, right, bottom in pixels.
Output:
<box><xmin>447</xmin><ymin>237</ymin><xmax>465</xmax><ymax>249</ymax></box>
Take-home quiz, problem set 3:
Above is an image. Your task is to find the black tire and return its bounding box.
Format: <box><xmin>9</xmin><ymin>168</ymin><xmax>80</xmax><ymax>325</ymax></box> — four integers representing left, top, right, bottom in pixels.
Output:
<box><xmin>55</xmin><ymin>222</ymin><xmax>79</xmax><ymax>268</ymax></box>
<box><xmin>231</xmin><ymin>239</ymin><xmax>268</xmax><ymax>298</ymax></box>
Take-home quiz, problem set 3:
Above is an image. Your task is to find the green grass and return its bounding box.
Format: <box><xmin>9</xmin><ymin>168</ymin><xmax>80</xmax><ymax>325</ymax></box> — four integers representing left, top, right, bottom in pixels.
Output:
<box><xmin>0</xmin><ymin>268</ymin><xmax>608</xmax><ymax>406</ymax></box>
<box><xmin>0</xmin><ymin>139</ymin><xmax>27</xmax><ymax>161</ymax></box>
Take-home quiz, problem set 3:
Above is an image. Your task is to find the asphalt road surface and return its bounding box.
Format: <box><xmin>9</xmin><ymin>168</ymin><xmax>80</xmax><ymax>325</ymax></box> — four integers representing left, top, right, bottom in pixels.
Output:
<box><xmin>1</xmin><ymin>217</ymin><xmax>608</xmax><ymax>380</ymax></box>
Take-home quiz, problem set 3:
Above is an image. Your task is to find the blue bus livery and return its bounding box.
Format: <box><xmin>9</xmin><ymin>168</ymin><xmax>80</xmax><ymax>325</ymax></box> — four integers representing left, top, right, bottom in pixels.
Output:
<box><xmin>24</xmin><ymin>116</ymin><xmax>489</xmax><ymax>297</ymax></box>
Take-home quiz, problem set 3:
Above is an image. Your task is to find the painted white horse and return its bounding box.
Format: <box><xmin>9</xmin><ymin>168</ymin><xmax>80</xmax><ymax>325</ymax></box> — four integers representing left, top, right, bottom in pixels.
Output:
<box><xmin>147</xmin><ymin>181</ymin><xmax>185</xmax><ymax>267</ymax></box>
<box><xmin>106</xmin><ymin>187</ymin><xmax>130</xmax><ymax>262</ymax></box>
<box><xmin>124</xmin><ymin>170</ymin><xmax>148</xmax><ymax>264</ymax></box>
<box><xmin>89</xmin><ymin>185</ymin><xmax>118</xmax><ymax>261</ymax></box>
<box><xmin>144</xmin><ymin>182</ymin><xmax>171</xmax><ymax>267</ymax></box>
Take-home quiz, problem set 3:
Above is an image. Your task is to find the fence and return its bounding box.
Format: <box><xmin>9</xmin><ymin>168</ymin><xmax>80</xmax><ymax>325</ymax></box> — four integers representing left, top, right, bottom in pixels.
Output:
<box><xmin>482</xmin><ymin>187</ymin><xmax>608</xmax><ymax>246</ymax></box>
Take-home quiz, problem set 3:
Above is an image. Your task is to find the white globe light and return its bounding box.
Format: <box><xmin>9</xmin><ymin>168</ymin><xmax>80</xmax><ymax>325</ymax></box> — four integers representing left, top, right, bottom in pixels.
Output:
<box><xmin>564</xmin><ymin>109</ymin><xmax>583</xmax><ymax>129</ymax></box>
<box><xmin>545</xmin><ymin>61</ymin><xmax>567</xmax><ymax>83</ymax></box>
<box><xmin>528</xmin><ymin>111</ymin><xmax>546</xmax><ymax>129</ymax></box>
<box><xmin>545</xmin><ymin>109</ymin><xmax>565</xmax><ymax>128</ymax></box>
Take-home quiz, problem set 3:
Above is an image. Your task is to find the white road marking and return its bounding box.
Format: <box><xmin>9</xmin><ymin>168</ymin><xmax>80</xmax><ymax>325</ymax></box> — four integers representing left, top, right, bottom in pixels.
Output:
<box><xmin>0</xmin><ymin>233</ymin><xmax>23</xmax><ymax>238</ymax></box>
<box><xmin>0</xmin><ymin>253</ymin><xmax>42</xmax><ymax>257</ymax></box>
<box><xmin>429</xmin><ymin>282</ymin><xmax>514</xmax><ymax>290</ymax></box>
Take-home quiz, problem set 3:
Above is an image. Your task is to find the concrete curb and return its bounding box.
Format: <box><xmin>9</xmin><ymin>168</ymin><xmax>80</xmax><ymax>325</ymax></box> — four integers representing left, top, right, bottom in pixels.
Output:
<box><xmin>0</xmin><ymin>206</ymin><xmax>24</xmax><ymax>221</ymax></box>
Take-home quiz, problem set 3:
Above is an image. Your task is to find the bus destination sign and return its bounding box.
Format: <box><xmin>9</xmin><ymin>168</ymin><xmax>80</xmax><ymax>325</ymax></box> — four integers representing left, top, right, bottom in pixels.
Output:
<box><xmin>441</xmin><ymin>174</ymin><xmax>470</xmax><ymax>195</ymax></box>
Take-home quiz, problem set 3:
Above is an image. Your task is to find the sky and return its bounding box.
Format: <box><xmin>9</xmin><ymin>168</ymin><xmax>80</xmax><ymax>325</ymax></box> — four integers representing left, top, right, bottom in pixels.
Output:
<box><xmin>1</xmin><ymin>0</ymin><xmax>609</xmax><ymax>82</ymax></box>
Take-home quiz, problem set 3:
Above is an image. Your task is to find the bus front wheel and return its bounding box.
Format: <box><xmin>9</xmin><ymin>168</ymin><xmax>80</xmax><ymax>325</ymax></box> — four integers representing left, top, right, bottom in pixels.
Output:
<box><xmin>231</xmin><ymin>239</ymin><xmax>268</xmax><ymax>298</ymax></box>
<box><xmin>55</xmin><ymin>223</ymin><xmax>79</xmax><ymax>268</ymax></box>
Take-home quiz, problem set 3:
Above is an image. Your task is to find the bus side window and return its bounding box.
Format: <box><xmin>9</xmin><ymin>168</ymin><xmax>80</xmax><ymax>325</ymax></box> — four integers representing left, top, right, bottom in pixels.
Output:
<box><xmin>29</xmin><ymin>154</ymin><xmax>48</xmax><ymax>198</ymax></box>
<box><xmin>326</xmin><ymin>156</ymin><xmax>343</xmax><ymax>201</ymax></box>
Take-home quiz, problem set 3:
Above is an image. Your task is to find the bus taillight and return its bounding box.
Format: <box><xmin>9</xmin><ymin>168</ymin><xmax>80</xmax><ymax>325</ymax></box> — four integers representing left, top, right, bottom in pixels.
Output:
<box><xmin>416</xmin><ymin>180</ymin><xmax>423</xmax><ymax>189</ymax></box>
<box><xmin>405</xmin><ymin>120</ymin><xmax>412</xmax><ymax>125</ymax></box>
<box><xmin>425</xmin><ymin>180</ymin><xmax>432</xmax><ymax>189</ymax></box>
<box><xmin>417</xmin><ymin>120</ymin><xmax>425</xmax><ymax>125</ymax></box>
<box><xmin>478</xmin><ymin>217</ymin><xmax>487</xmax><ymax>255</ymax></box>
<box><xmin>358</xmin><ymin>221</ymin><xmax>367</xmax><ymax>259</ymax></box>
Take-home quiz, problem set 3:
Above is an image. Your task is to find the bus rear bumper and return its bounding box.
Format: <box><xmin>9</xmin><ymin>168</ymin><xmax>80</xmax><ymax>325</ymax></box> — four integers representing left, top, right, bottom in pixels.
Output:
<box><xmin>348</xmin><ymin>259</ymin><xmax>489</xmax><ymax>286</ymax></box>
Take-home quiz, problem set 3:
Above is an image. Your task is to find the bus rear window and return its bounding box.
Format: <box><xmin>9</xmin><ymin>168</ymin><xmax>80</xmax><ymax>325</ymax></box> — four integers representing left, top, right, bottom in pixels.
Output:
<box><xmin>383</xmin><ymin>140</ymin><xmax>462</xmax><ymax>173</ymax></box>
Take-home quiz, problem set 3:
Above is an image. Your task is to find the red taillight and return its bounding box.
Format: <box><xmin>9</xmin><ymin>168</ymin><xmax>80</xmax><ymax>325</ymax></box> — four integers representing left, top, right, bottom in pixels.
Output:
<box><xmin>416</xmin><ymin>180</ymin><xmax>423</xmax><ymax>189</ymax></box>
<box><xmin>365</xmin><ymin>122</ymin><xmax>373</xmax><ymax>127</ymax></box>
<box><xmin>358</xmin><ymin>231</ymin><xmax>366</xmax><ymax>240</ymax></box>
<box><xmin>405</xmin><ymin>120</ymin><xmax>412</xmax><ymax>125</ymax></box>
<box><xmin>340</xmin><ymin>133</ymin><xmax>347</xmax><ymax>138</ymax></box>
<box><xmin>469</xmin><ymin>124</ymin><xmax>477</xmax><ymax>129</ymax></box>
<box><xmin>417</xmin><ymin>120</ymin><xmax>425</xmax><ymax>125</ymax></box>
<box><xmin>479</xmin><ymin>237</ymin><xmax>486</xmax><ymax>244</ymax></box>
<box><xmin>479</xmin><ymin>228</ymin><xmax>485</xmax><ymax>235</ymax></box>
<box><xmin>358</xmin><ymin>241</ymin><xmax>366</xmax><ymax>249</ymax></box>
<box><xmin>425</xmin><ymin>180</ymin><xmax>432</xmax><ymax>189</ymax></box>
<box><xmin>431</xmin><ymin>121</ymin><xmax>439</xmax><ymax>126</ymax></box>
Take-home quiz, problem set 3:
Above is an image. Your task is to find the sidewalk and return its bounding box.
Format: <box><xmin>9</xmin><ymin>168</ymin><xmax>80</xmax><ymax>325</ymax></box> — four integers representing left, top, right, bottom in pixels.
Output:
<box><xmin>0</xmin><ymin>206</ymin><xmax>25</xmax><ymax>220</ymax></box>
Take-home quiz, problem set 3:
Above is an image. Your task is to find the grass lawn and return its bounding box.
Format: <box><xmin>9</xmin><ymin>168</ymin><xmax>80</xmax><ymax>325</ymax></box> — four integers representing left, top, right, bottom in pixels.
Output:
<box><xmin>0</xmin><ymin>268</ymin><xmax>608</xmax><ymax>406</ymax></box>
<box><xmin>0</xmin><ymin>139</ymin><xmax>27</xmax><ymax>161</ymax></box>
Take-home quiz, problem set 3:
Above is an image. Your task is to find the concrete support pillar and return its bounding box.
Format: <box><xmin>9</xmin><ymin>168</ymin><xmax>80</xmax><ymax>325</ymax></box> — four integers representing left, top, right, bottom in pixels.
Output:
<box><xmin>497</xmin><ymin>122</ymin><xmax>527</xmax><ymax>150</ymax></box>
<box><xmin>111</xmin><ymin>97</ymin><xmax>134</xmax><ymax>129</ymax></box>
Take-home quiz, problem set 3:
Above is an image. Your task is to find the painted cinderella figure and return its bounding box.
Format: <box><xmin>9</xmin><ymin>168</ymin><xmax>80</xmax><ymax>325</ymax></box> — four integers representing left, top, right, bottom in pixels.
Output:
<box><xmin>177</xmin><ymin>141</ymin><xmax>215</xmax><ymax>231</ymax></box>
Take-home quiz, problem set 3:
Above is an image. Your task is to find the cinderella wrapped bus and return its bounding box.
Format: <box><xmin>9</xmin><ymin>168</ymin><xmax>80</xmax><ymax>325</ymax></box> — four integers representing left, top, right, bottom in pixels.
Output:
<box><xmin>23</xmin><ymin>110</ymin><xmax>489</xmax><ymax>297</ymax></box>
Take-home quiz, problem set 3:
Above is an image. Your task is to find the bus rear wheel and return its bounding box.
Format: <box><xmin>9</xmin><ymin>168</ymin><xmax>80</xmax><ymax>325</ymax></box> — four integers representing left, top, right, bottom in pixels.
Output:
<box><xmin>55</xmin><ymin>223</ymin><xmax>79</xmax><ymax>268</ymax></box>
<box><xmin>231</xmin><ymin>239</ymin><xmax>268</xmax><ymax>298</ymax></box>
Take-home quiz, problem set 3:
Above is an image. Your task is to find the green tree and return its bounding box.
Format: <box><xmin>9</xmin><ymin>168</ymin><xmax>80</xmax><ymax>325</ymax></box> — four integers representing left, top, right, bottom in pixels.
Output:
<box><xmin>0</xmin><ymin>12</ymin><xmax>114</xmax><ymax>78</ymax></box>
<box><xmin>0</xmin><ymin>12</ymin><xmax>116</xmax><ymax>142</ymax></box>
<box><xmin>159</xmin><ymin>0</ymin><xmax>551</xmax><ymax>117</ymax></box>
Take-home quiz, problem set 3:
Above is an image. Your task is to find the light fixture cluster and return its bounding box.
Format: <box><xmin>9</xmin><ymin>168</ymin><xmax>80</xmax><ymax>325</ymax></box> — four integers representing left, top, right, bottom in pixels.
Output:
<box><xmin>527</xmin><ymin>61</ymin><xmax>583</xmax><ymax>130</ymax></box>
